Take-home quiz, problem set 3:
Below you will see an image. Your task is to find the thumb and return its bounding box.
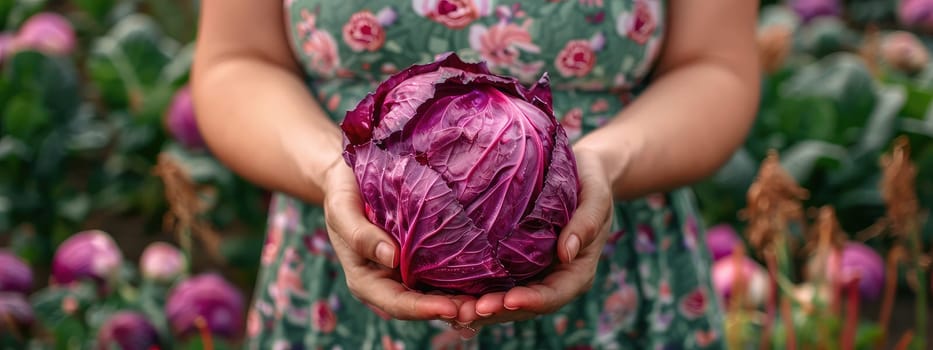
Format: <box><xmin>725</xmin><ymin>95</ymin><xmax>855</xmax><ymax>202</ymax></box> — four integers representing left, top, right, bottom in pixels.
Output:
<box><xmin>324</xmin><ymin>166</ymin><xmax>399</xmax><ymax>269</ymax></box>
<box><xmin>558</xmin><ymin>154</ymin><xmax>613</xmax><ymax>264</ymax></box>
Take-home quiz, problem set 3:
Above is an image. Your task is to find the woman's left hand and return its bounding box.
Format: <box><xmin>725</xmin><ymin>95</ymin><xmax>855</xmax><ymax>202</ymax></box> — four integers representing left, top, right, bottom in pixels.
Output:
<box><xmin>449</xmin><ymin>147</ymin><xmax>615</xmax><ymax>338</ymax></box>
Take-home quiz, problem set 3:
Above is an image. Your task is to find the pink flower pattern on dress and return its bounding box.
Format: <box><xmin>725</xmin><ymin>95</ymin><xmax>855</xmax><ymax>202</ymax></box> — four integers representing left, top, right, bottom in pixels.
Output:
<box><xmin>414</xmin><ymin>0</ymin><xmax>492</xmax><ymax>29</ymax></box>
<box><xmin>342</xmin><ymin>10</ymin><xmax>391</xmax><ymax>51</ymax></box>
<box><xmin>468</xmin><ymin>18</ymin><xmax>540</xmax><ymax>67</ymax></box>
<box><xmin>616</xmin><ymin>0</ymin><xmax>659</xmax><ymax>45</ymax></box>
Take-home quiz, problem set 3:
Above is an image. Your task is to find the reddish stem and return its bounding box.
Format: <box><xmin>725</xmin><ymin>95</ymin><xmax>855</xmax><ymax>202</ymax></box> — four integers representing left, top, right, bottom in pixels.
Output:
<box><xmin>841</xmin><ymin>276</ymin><xmax>860</xmax><ymax>350</ymax></box>
<box><xmin>194</xmin><ymin>316</ymin><xmax>214</xmax><ymax>350</ymax></box>
<box><xmin>878</xmin><ymin>248</ymin><xmax>902</xmax><ymax>348</ymax></box>
<box><xmin>781</xmin><ymin>298</ymin><xmax>796</xmax><ymax>350</ymax></box>
<box><xmin>765</xmin><ymin>251</ymin><xmax>795</xmax><ymax>350</ymax></box>
<box><xmin>894</xmin><ymin>331</ymin><xmax>914</xmax><ymax>350</ymax></box>
<box><xmin>761</xmin><ymin>263</ymin><xmax>777</xmax><ymax>350</ymax></box>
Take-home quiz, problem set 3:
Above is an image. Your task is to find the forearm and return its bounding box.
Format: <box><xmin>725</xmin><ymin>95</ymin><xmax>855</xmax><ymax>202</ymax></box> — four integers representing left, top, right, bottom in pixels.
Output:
<box><xmin>575</xmin><ymin>59</ymin><xmax>759</xmax><ymax>200</ymax></box>
<box><xmin>191</xmin><ymin>58</ymin><xmax>342</xmax><ymax>205</ymax></box>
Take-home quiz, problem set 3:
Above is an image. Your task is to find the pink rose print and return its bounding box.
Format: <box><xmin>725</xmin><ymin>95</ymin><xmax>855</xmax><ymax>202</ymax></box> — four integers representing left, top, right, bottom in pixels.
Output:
<box><xmin>303</xmin><ymin>229</ymin><xmax>336</xmax><ymax>261</ymax></box>
<box><xmin>695</xmin><ymin>330</ymin><xmax>718</xmax><ymax>347</ymax></box>
<box><xmin>311</xmin><ymin>300</ymin><xmax>337</xmax><ymax>333</ymax></box>
<box><xmin>616</xmin><ymin>0</ymin><xmax>659</xmax><ymax>45</ymax></box>
<box><xmin>261</xmin><ymin>216</ymin><xmax>284</xmax><ymax>265</ymax></box>
<box><xmin>598</xmin><ymin>286</ymin><xmax>638</xmax><ymax>336</ymax></box>
<box><xmin>635</xmin><ymin>224</ymin><xmax>656</xmax><ymax>253</ymax></box>
<box><xmin>590</xmin><ymin>98</ymin><xmax>609</xmax><ymax>113</ymax></box>
<box><xmin>554</xmin><ymin>314</ymin><xmax>568</xmax><ymax>335</ymax></box>
<box><xmin>414</xmin><ymin>0</ymin><xmax>491</xmax><ymax>29</ymax></box>
<box><xmin>298</xmin><ymin>9</ymin><xmax>341</xmax><ymax>76</ymax></box>
<box><xmin>326</xmin><ymin>94</ymin><xmax>341</xmax><ymax>111</ymax></box>
<box><xmin>679</xmin><ymin>288</ymin><xmax>709</xmax><ymax>319</ymax></box>
<box><xmin>646</xmin><ymin>193</ymin><xmax>666</xmax><ymax>209</ymax></box>
<box><xmin>560</xmin><ymin>107</ymin><xmax>583</xmax><ymax>141</ymax></box>
<box><xmin>556</xmin><ymin>41</ymin><xmax>595</xmax><ymax>77</ymax></box>
<box><xmin>342</xmin><ymin>9</ymin><xmax>394</xmax><ymax>52</ymax></box>
<box><xmin>468</xmin><ymin>19</ymin><xmax>540</xmax><ymax>66</ymax></box>
<box><xmin>555</xmin><ymin>32</ymin><xmax>604</xmax><ymax>78</ymax></box>
<box><xmin>430</xmin><ymin>329</ymin><xmax>470</xmax><ymax>348</ymax></box>
<box><xmin>658</xmin><ymin>280</ymin><xmax>673</xmax><ymax>303</ymax></box>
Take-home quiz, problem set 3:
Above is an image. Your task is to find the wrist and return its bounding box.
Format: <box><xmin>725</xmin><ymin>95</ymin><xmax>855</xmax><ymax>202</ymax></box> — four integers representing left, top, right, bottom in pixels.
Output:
<box><xmin>572</xmin><ymin>124</ymin><xmax>642</xmax><ymax>188</ymax></box>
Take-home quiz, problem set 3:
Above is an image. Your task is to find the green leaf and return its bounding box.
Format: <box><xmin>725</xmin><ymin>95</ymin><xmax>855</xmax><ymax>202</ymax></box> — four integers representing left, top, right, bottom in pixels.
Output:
<box><xmin>780</xmin><ymin>140</ymin><xmax>852</xmax><ymax>183</ymax></box>
<box><xmin>775</xmin><ymin>97</ymin><xmax>838</xmax><ymax>143</ymax></box>
<box><xmin>2</xmin><ymin>94</ymin><xmax>49</xmax><ymax>139</ymax></box>
<box><xmin>781</xmin><ymin>53</ymin><xmax>878</xmax><ymax>143</ymax></box>
<box><xmin>4</xmin><ymin>51</ymin><xmax>81</xmax><ymax>123</ymax></box>
<box><xmin>72</xmin><ymin>0</ymin><xmax>117</xmax><ymax>24</ymax></box>
<box><xmin>87</xmin><ymin>14</ymin><xmax>174</xmax><ymax>109</ymax></box>
<box><xmin>796</xmin><ymin>17</ymin><xmax>860</xmax><ymax>58</ymax></box>
<box><xmin>159</xmin><ymin>42</ymin><xmax>194</xmax><ymax>87</ymax></box>
<box><xmin>162</xmin><ymin>143</ymin><xmax>233</xmax><ymax>185</ymax></box>
<box><xmin>711</xmin><ymin>147</ymin><xmax>758</xmax><ymax>191</ymax></box>
<box><xmin>57</xmin><ymin>193</ymin><xmax>91</xmax><ymax>222</ymax></box>
<box><xmin>852</xmin><ymin>84</ymin><xmax>907</xmax><ymax>157</ymax></box>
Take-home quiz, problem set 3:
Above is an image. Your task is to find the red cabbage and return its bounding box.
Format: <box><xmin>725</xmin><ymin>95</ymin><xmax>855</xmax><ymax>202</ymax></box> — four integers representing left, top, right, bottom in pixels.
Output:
<box><xmin>341</xmin><ymin>53</ymin><xmax>580</xmax><ymax>296</ymax></box>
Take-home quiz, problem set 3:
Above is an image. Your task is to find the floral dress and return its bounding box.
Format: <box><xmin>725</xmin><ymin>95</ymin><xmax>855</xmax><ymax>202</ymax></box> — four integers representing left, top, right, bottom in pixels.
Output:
<box><xmin>247</xmin><ymin>1</ymin><xmax>726</xmax><ymax>349</ymax></box>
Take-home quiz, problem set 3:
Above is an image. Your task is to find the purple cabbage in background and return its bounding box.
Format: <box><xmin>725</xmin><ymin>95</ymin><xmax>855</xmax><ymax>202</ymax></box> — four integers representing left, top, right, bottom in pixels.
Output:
<box><xmin>165</xmin><ymin>273</ymin><xmax>244</xmax><ymax>340</ymax></box>
<box><xmin>341</xmin><ymin>52</ymin><xmax>580</xmax><ymax>296</ymax></box>
<box><xmin>0</xmin><ymin>293</ymin><xmax>34</xmax><ymax>335</ymax></box>
<box><xmin>711</xmin><ymin>256</ymin><xmax>770</xmax><ymax>308</ymax></box>
<box><xmin>13</xmin><ymin>12</ymin><xmax>75</xmax><ymax>55</ymax></box>
<box><xmin>51</xmin><ymin>230</ymin><xmax>123</xmax><ymax>288</ymax></box>
<box><xmin>899</xmin><ymin>0</ymin><xmax>933</xmax><ymax>30</ymax></box>
<box><xmin>789</xmin><ymin>0</ymin><xmax>841</xmax><ymax>23</ymax></box>
<box><xmin>705</xmin><ymin>224</ymin><xmax>744</xmax><ymax>262</ymax></box>
<box><xmin>140</xmin><ymin>242</ymin><xmax>186</xmax><ymax>283</ymax></box>
<box><xmin>825</xmin><ymin>241</ymin><xmax>885</xmax><ymax>301</ymax></box>
<box><xmin>96</xmin><ymin>311</ymin><xmax>161</xmax><ymax>350</ymax></box>
<box><xmin>881</xmin><ymin>30</ymin><xmax>930</xmax><ymax>73</ymax></box>
<box><xmin>0</xmin><ymin>250</ymin><xmax>32</xmax><ymax>295</ymax></box>
<box><xmin>165</xmin><ymin>85</ymin><xmax>206</xmax><ymax>150</ymax></box>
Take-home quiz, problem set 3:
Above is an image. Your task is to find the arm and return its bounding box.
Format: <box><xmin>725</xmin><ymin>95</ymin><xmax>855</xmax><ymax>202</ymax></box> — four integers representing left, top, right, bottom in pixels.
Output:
<box><xmin>192</xmin><ymin>0</ymin><xmax>461</xmax><ymax>320</ymax></box>
<box><xmin>458</xmin><ymin>0</ymin><xmax>761</xmax><ymax>333</ymax></box>
<box><xmin>191</xmin><ymin>0</ymin><xmax>341</xmax><ymax>205</ymax></box>
<box><xmin>575</xmin><ymin>0</ymin><xmax>761</xmax><ymax>200</ymax></box>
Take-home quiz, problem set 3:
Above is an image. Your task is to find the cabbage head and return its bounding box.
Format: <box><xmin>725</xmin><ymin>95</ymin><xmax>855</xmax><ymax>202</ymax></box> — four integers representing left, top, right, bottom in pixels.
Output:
<box><xmin>341</xmin><ymin>53</ymin><xmax>580</xmax><ymax>296</ymax></box>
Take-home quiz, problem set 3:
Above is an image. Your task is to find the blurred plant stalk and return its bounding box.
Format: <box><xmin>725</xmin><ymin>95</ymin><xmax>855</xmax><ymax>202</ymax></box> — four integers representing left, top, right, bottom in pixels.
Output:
<box><xmin>879</xmin><ymin>136</ymin><xmax>928</xmax><ymax>350</ymax></box>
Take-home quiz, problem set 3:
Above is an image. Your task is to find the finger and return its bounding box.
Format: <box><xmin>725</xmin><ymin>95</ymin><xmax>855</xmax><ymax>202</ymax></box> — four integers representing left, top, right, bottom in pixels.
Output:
<box><xmin>324</xmin><ymin>186</ymin><xmax>399</xmax><ymax>268</ymax></box>
<box><xmin>558</xmin><ymin>168</ymin><xmax>612</xmax><ymax>263</ymax></box>
<box><xmin>456</xmin><ymin>298</ymin><xmax>479</xmax><ymax>325</ymax></box>
<box><xmin>470</xmin><ymin>309</ymin><xmax>538</xmax><ymax>328</ymax></box>
<box><xmin>502</xmin><ymin>256</ymin><xmax>597</xmax><ymax>314</ymax></box>
<box><xmin>474</xmin><ymin>292</ymin><xmax>507</xmax><ymax>317</ymax></box>
<box><xmin>357</xmin><ymin>282</ymin><xmax>459</xmax><ymax>321</ymax></box>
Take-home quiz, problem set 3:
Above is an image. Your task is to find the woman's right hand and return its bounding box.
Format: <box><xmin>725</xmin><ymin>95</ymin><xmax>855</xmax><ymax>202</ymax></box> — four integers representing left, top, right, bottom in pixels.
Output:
<box><xmin>321</xmin><ymin>159</ymin><xmax>465</xmax><ymax>321</ymax></box>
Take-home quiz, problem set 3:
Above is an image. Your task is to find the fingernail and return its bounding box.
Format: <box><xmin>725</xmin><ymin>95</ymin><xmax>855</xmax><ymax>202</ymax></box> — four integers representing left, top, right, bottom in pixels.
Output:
<box><xmin>566</xmin><ymin>234</ymin><xmax>580</xmax><ymax>262</ymax></box>
<box><xmin>376</xmin><ymin>242</ymin><xmax>395</xmax><ymax>267</ymax></box>
<box><xmin>476</xmin><ymin>310</ymin><xmax>493</xmax><ymax>317</ymax></box>
<box><xmin>503</xmin><ymin>303</ymin><xmax>519</xmax><ymax>311</ymax></box>
<box><xmin>440</xmin><ymin>314</ymin><xmax>456</xmax><ymax>320</ymax></box>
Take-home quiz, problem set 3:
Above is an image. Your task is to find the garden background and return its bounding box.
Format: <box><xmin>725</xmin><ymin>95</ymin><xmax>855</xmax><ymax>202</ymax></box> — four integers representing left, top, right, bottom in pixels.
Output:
<box><xmin>1</xmin><ymin>0</ymin><xmax>933</xmax><ymax>349</ymax></box>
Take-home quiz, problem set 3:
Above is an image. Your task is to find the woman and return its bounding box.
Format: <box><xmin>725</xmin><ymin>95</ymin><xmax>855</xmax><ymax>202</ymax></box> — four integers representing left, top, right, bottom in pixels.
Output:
<box><xmin>191</xmin><ymin>0</ymin><xmax>760</xmax><ymax>348</ymax></box>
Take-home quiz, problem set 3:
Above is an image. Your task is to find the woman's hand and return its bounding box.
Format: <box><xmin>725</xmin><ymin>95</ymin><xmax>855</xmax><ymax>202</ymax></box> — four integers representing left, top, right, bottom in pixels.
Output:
<box><xmin>451</xmin><ymin>147</ymin><xmax>615</xmax><ymax>336</ymax></box>
<box><xmin>322</xmin><ymin>159</ymin><xmax>466</xmax><ymax>321</ymax></box>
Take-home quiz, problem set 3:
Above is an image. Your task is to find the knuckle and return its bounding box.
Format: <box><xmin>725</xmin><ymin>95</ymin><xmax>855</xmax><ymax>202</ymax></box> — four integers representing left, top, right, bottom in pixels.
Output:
<box><xmin>347</xmin><ymin>225</ymin><xmax>370</xmax><ymax>253</ymax></box>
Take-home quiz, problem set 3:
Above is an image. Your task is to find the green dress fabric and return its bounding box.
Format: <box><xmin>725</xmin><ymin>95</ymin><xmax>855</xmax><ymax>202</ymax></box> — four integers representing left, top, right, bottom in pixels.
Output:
<box><xmin>247</xmin><ymin>1</ymin><xmax>726</xmax><ymax>348</ymax></box>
